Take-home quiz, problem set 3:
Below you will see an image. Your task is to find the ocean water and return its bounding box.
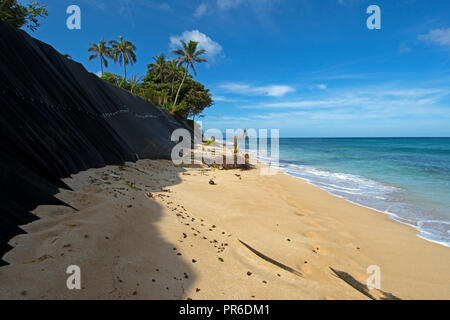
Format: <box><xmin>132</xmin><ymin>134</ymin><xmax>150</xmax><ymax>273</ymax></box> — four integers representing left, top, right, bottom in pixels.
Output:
<box><xmin>250</xmin><ymin>138</ymin><xmax>450</xmax><ymax>246</ymax></box>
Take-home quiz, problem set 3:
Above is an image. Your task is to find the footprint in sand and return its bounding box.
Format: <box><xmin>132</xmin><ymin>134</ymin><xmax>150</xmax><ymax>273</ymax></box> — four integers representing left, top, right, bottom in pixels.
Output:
<box><xmin>295</xmin><ymin>211</ymin><xmax>307</xmax><ymax>217</ymax></box>
<box><xmin>300</xmin><ymin>260</ymin><xmax>314</xmax><ymax>275</ymax></box>
<box><xmin>304</xmin><ymin>220</ymin><xmax>321</xmax><ymax>228</ymax></box>
<box><xmin>302</xmin><ymin>231</ymin><xmax>318</xmax><ymax>239</ymax></box>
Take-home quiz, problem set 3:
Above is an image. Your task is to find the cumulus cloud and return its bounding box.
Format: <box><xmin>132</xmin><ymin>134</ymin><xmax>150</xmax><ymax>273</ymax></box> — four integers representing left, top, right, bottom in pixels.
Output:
<box><xmin>419</xmin><ymin>28</ymin><xmax>450</xmax><ymax>47</ymax></box>
<box><xmin>219</xmin><ymin>83</ymin><xmax>295</xmax><ymax>97</ymax></box>
<box><xmin>194</xmin><ymin>3</ymin><xmax>208</xmax><ymax>18</ymax></box>
<box><xmin>317</xmin><ymin>84</ymin><xmax>327</xmax><ymax>90</ymax></box>
<box><xmin>170</xmin><ymin>30</ymin><xmax>223</xmax><ymax>60</ymax></box>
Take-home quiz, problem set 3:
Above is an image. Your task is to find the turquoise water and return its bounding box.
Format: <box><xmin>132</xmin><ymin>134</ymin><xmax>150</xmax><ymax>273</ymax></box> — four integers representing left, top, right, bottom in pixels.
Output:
<box><xmin>254</xmin><ymin>138</ymin><xmax>450</xmax><ymax>246</ymax></box>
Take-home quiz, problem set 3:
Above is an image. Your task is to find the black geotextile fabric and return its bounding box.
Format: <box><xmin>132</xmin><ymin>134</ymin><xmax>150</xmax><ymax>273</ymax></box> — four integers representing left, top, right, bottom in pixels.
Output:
<box><xmin>0</xmin><ymin>20</ymin><xmax>190</xmax><ymax>265</ymax></box>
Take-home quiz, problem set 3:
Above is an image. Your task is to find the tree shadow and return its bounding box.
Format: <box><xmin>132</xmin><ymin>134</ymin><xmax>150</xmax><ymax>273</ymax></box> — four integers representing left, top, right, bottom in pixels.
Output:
<box><xmin>329</xmin><ymin>267</ymin><xmax>401</xmax><ymax>300</ymax></box>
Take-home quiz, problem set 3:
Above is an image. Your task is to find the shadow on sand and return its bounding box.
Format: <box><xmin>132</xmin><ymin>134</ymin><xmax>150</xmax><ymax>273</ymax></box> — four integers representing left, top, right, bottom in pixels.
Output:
<box><xmin>0</xmin><ymin>161</ymin><xmax>197</xmax><ymax>300</ymax></box>
<box><xmin>329</xmin><ymin>267</ymin><xmax>401</xmax><ymax>300</ymax></box>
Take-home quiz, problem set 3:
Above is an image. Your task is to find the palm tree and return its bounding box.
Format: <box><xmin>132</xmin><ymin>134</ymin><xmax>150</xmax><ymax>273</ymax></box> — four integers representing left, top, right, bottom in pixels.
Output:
<box><xmin>88</xmin><ymin>39</ymin><xmax>112</xmax><ymax>76</ymax></box>
<box><xmin>150</xmin><ymin>53</ymin><xmax>167</xmax><ymax>83</ymax></box>
<box><xmin>129</xmin><ymin>73</ymin><xmax>144</xmax><ymax>94</ymax></box>
<box><xmin>168</xmin><ymin>58</ymin><xmax>181</xmax><ymax>97</ymax></box>
<box><xmin>171</xmin><ymin>40</ymin><xmax>207</xmax><ymax>113</ymax></box>
<box><xmin>109</xmin><ymin>36</ymin><xmax>137</xmax><ymax>82</ymax></box>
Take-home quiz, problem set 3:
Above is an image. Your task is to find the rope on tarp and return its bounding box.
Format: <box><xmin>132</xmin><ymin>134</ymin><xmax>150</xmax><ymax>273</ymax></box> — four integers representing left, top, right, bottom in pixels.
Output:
<box><xmin>0</xmin><ymin>87</ymin><xmax>180</xmax><ymax>123</ymax></box>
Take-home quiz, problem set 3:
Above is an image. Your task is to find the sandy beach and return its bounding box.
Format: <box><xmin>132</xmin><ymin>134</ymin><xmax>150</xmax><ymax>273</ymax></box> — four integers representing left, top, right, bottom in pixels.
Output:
<box><xmin>0</xmin><ymin>159</ymin><xmax>449</xmax><ymax>300</ymax></box>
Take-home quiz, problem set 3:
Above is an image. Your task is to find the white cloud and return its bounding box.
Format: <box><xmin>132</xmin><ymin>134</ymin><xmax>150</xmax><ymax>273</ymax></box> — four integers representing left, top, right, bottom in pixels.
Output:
<box><xmin>213</xmin><ymin>95</ymin><xmax>239</xmax><ymax>102</ymax></box>
<box><xmin>170</xmin><ymin>30</ymin><xmax>223</xmax><ymax>60</ymax></box>
<box><xmin>317</xmin><ymin>84</ymin><xmax>327</xmax><ymax>90</ymax></box>
<box><xmin>419</xmin><ymin>28</ymin><xmax>450</xmax><ymax>47</ymax></box>
<box><xmin>240</xmin><ymin>86</ymin><xmax>447</xmax><ymax>110</ymax></box>
<box><xmin>219</xmin><ymin>83</ymin><xmax>295</xmax><ymax>97</ymax></box>
<box><xmin>194</xmin><ymin>3</ymin><xmax>208</xmax><ymax>18</ymax></box>
<box><xmin>143</xmin><ymin>1</ymin><xmax>171</xmax><ymax>11</ymax></box>
<box><xmin>217</xmin><ymin>0</ymin><xmax>244</xmax><ymax>10</ymax></box>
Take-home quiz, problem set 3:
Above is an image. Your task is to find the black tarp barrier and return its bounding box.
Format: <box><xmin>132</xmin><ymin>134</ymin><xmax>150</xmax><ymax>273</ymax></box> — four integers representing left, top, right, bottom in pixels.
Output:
<box><xmin>0</xmin><ymin>21</ymin><xmax>190</xmax><ymax>265</ymax></box>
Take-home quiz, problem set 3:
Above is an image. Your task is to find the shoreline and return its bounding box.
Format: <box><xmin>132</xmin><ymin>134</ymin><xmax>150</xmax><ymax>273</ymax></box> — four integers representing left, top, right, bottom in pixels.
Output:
<box><xmin>281</xmin><ymin>170</ymin><xmax>450</xmax><ymax>248</ymax></box>
<box><xmin>253</xmin><ymin>154</ymin><xmax>450</xmax><ymax>249</ymax></box>
<box><xmin>0</xmin><ymin>159</ymin><xmax>449</xmax><ymax>299</ymax></box>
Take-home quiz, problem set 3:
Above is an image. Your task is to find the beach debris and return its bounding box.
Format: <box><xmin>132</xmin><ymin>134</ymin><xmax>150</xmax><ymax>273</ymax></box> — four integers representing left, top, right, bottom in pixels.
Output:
<box><xmin>209</xmin><ymin>179</ymin><xmax>216</xmax><ymax>185</ymax></box>
<box><xmin>247</xmin><ymin>271</ymin><xmax>252</xmax><ymax>276</ymax></box>
<box><xmin>218</xmin><ymin>257</ymin><xmax>224</xmax><ymax>262</ymax></box>
<box><xmin>26</xmin><ymin>254</ymin><xmax>53</xmax><ymax>264</ymax></box>
<box><xmin>196</xmin><ymin>288</ymin><xmax>201</xmax><ymax>292</ymax></box>
<box><xmin>110</xmin><ymin>173</ymin><xmax>121</xmax><ymax>181</ymax></box>
<box><xmin>192</xmin><ymin>259</ymin><xmax>197</xmax><ymax>263</ymax></box>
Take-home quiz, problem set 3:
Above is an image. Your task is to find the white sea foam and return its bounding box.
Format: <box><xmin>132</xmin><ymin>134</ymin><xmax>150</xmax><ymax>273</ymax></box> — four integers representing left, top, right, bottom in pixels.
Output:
<box><xmin>249</xmin><ymin>149</ymin><xmax>450</xmax><ymax>247</ymax></box>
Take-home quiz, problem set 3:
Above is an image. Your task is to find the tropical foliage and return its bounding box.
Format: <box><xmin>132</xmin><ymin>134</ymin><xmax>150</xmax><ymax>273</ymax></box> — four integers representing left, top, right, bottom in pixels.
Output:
<box><xmin>109</xmin><ymin>36</ymin><xmax>137</xmax><ymax>82</ymax></box>
<box><xmin>88</xmin><ymin>39</ymin><xmax>112</xmax><ymax>76</ymax></box>
<box><xmin>0</xmin><ymin>0</ymin><xmax>47</xmax><ymax>31</ymax></box>
<box><xmin>99</xmin><ymin>40</ymin><xmax>213</xmax><ymax>119</ymax></box>
<box><xmin>171</xmin><ymin>40</ymin><xmax>207</xmax><ymax>113</ymax></box>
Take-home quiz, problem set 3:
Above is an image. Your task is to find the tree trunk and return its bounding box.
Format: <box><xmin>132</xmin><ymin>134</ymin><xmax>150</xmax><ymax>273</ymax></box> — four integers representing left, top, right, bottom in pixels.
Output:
<box><xmin>172</xmin><ymin>65</ymin><xmax>188</xmax><ymax>113</ymax></box>
<box><xmin>124</xmin><ymin>63</ymin><xmax>127</xmax><ymax>82</ymax></box>
<box><xmin>100</xmin><ymin>57</ymin><xmax>103</xmax><ymax>76</ymax></box>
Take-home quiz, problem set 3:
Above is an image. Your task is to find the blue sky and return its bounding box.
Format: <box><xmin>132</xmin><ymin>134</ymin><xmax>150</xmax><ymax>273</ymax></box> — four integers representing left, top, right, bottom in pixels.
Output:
<box><xmin>28</xmin><ymin>0</ymin><xmax>450</xmax><ymax>137</ymax></box>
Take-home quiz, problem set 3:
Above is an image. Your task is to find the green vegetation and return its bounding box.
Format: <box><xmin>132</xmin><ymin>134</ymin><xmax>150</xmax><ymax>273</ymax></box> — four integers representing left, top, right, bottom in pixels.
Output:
<box><xmin>109</xmin><ymin>36</ymin><xmax>137</xmax><ymax>82</ymax></box>
<box><xmin>96</xmin><ymin>39</ymin><xmax>213</xmax><ymax>119</ymax></box>
<box><xmin>171</xmin><ymin>40</ymin><xmax>207</xmax><ymax>113</ymax></box>
<box><xmin>88</xmin><ymin>39</ymin><xmax>112</xmax><ymax>76</ymax></box>
<box><xmin>0</xmin><ymin>0</ymin><xmax>47</xmax><ymax>31</ymax></box>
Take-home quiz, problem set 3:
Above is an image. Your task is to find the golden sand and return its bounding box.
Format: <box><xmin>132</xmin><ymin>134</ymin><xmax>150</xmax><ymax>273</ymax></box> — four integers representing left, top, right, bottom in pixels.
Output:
<box><xmin>0</xmin><ymin>160</ymin><xmax>449</xmax><ymax>299</ymax></box>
